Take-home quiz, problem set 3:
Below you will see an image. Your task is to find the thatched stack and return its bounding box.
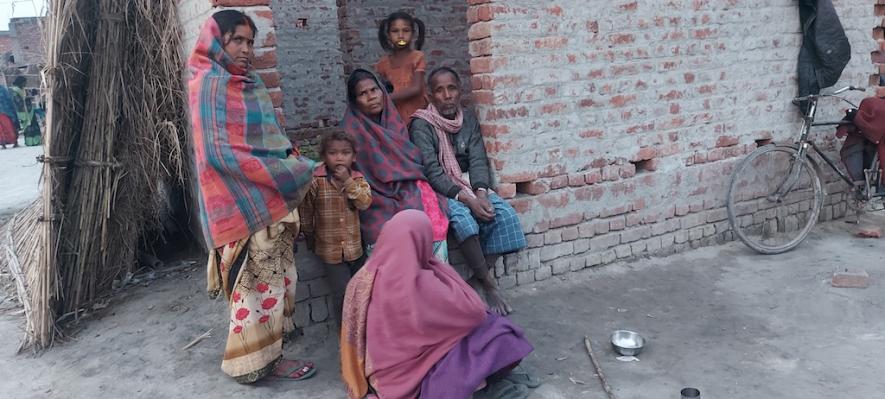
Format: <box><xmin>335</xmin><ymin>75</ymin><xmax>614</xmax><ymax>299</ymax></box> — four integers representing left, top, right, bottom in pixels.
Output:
<box><xmin>9</xmin><ymin>0</ymin><xmax>190</xmax><ymax>351</ymax></box>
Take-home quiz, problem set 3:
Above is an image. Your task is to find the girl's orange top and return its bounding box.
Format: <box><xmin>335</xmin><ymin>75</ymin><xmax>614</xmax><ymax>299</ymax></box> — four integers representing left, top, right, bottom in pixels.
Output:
<box><xmin>376</xmin><ymin>50</ymin><xmax>428</xmax><ymax>121</ymax></box>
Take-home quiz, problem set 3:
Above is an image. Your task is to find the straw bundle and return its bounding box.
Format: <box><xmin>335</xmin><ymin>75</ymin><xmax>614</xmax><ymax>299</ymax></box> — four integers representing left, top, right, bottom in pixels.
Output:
<box><xmin>9</xmin><ymin>0</ymin><xmax>189</xmax><ymax>351</ymax></box>
<box><xmin>3</xmin><ymin>201</ymin><xmax>56</xmax><ymax>350</ymax></box>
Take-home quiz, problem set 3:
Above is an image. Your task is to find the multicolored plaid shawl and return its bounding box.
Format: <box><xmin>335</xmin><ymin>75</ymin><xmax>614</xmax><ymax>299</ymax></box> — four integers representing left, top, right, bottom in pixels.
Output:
<box><xmin>187</xmin><ymin>18</ymin><xmax>315</xmax><ymax>248</ymax></box>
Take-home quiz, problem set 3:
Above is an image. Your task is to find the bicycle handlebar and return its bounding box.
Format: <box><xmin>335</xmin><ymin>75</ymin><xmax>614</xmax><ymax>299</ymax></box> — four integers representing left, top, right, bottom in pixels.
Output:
<box><xmin>831</xmin><ymin>86</ymin><xmax>866</xmax><ymax>95</ymax></box>
<box><xmin>792</xmin><ymin>86</ymin><xmax>866</xmax><ymax>104</ymax></box>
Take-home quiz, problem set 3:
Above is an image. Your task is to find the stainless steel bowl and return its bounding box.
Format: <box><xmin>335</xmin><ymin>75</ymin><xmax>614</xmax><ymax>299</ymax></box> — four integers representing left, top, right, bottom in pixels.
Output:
<box><xmin>610</xmin><ymin>330</ymin><xmax>646</xmax><ymax>356</ymax></box>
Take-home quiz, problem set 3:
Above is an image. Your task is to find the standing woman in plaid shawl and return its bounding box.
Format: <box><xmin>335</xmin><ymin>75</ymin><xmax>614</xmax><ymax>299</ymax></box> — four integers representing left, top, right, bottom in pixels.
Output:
<box><xmin>187</xmin><ymin>10</ymin><xmax>317</xmax><ymax>384</ymax></box>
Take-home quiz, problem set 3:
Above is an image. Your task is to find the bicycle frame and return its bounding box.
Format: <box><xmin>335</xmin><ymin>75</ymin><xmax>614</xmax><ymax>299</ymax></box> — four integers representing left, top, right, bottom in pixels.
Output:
<box><xmin>771</xmin><ymin>94</ymin><xmax>858</xmax><ymax>201</ymax></box>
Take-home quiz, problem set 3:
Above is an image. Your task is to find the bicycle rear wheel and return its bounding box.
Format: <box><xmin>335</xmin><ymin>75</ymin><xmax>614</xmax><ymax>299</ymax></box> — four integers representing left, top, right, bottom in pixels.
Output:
<box><xmin>726</xmin><ymin>145</ymin><xmax>823</xmax><ymax>254</ymax></box>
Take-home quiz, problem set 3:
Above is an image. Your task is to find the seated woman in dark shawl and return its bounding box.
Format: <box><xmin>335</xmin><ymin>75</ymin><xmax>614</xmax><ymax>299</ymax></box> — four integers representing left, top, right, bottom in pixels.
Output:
<box><xmin>342</xmin><ymin>69</ymin><xmax>449</xmax><ymax>259</ymax></box>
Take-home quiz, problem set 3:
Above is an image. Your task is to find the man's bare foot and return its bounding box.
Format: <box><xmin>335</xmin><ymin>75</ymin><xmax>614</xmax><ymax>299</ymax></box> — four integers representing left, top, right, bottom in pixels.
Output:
<box><xmin>484</xmin><ymin>285</ymin><xmax>513</xmax><ymax>315</ymax></box>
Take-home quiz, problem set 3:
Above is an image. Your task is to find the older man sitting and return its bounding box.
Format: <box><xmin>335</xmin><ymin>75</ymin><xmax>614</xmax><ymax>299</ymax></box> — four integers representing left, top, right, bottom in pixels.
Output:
<box><xmin>409</xmin><ymin>66</ymin><xmax>527</xmax><ymax>315</ymax></box>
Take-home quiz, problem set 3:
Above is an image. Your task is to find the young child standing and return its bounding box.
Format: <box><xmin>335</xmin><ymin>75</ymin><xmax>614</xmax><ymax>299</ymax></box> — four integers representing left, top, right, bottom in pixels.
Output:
<box><xmin>299</xmin><ymin>131</ymin><xmax>372</xmax><ymax>322</ymax></box>
<box><xmin>375</xmin><ymin>11</ymin><xmax>428</xmax><ymax>121</ymax></box>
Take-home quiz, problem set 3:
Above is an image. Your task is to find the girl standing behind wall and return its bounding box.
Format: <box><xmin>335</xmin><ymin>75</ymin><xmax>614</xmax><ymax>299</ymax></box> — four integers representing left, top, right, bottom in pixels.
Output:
<box><xmin>375</xmin><ymin>11</ymin><xmax>428</xmax><ymax>121</ymax></box>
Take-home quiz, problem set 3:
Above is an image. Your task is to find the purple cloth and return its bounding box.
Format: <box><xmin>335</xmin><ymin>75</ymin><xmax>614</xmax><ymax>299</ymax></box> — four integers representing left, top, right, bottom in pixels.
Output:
<box><xmin>419</xmin><ymin>313</ymin><xmax>534</xmax><ymax>399</ymax></box>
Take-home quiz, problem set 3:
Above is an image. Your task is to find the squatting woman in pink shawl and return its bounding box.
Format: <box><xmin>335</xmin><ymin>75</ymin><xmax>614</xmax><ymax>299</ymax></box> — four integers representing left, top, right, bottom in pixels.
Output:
<box><xmin>340</xmin><ymin>210</ymin><xmax>536</xmax><ymax>399</ymax></box>
<box><xmin>188</xmin><ymin>10</ymin><xmax>317</xmax><ymax>383</ymax></box>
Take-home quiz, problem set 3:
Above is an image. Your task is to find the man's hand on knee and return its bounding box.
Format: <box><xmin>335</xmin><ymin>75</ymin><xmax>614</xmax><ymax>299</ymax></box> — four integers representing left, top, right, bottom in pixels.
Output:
<box><xmin>458</xmin><ymin>190</ymin><xmax>495</xmax><ymax>222</ymax></box>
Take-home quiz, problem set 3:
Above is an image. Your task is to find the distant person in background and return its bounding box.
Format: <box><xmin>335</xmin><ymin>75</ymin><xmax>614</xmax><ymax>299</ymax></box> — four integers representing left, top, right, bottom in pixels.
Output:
<box><xmin>23</xmin><ymin>98</ymin><xmax>44</xmax><ymax>147</ymax></box>
<box><xmin>0</xmin><ymin>85</ymin><xmax>20</xmax><ymax>149</ymax></box>
<box><xmin>10</xmin><ymin>76</ymin><xmax>30</xmax><ymax>134</ymax></box>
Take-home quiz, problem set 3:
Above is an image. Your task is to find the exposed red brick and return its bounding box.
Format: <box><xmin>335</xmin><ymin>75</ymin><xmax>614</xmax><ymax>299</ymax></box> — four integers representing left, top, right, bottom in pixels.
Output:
<box><xmin>497</xmin><ymin>183</ymin><xmax>517</xmax><ymax>199</ymax></box>
<box><xmin>619</xmin><ymin>1</ymin><xmax>638</xmax><ymax>11</ymax></box>
<box><xmin>550</xmin><ymin>175</ymin><xmax>569</xmax><ymax>190</ymax></box>
<box><xmin>252</xmin><ymin>50</ymin><xmax>278</xmax><ymax>69</ymax></box>
<box><xmin>468</xmin><ymin>22</ymin><xmax>492</xmax><ymax>40</ymax></box>
<box><xmin>261</xmin><ymin>31</ymin><xmax>276</xmax><ymax>48</ymax></box>
<box><xmin>575</xmin><ymin>186</ymin><xmax>605</xmax><ymax>201</ymax></box>
<box><xmin>268</xmin><ymin>89</ymin><xmax>283</xmax><ymax>108</ymax></box>
<box><xmin>467</xmin><ymin>4</ymin><xmax>494</xmax><ymax>23</ymax></box>
<box><xmin>609</xmin><ymin>94</ymin><xmax>636</xmax><ymax>107</ymax></box>
<box><xmin>472</xmin><ymin>90</ymin><xmax>495</xmax><ymax>105</ymax></box>
<box><xmin>568</xmin><ymin>174</ymin><xmax>586</xmax><ymax>187</ymax></box>
<box><xmin>716</xmin><ymin>135</ymin><xmax>739</xmax><ymax>148</ymax></box>
<box><xmin>535</xmin><ymin>36</ymin><xmax>568</xmax><ymax>49</ymax></box>
<box><xmin>633</xmin><ymin>147</ymin><xmax>656</xmax><ymax>161</ymax></box>
<box><xmin>584</xmin><ymin>171</ymin><xmax>602</xmax><ymax>185</ymax></box>
<box><xmin>538</xmin><ymin>191</ymin><xmax>569</xmax><ymax>209</ymax></box>
<box><xmin>517</xmin><ymin>180</ymin><xmax>550</xmax><ymax>195</ymax></box>
<box><xmin>541</xmin><ymin>102</ymin><xmax>568</xmax><ymax>114</ymax></box>
<box><xmin>499</xmin><ymin>171</ymin><xmax>538</xmax><ymax>184</ymax></box>
<box><xmin>258</xmin><ymin>71</ymin><xmax>280</xmax><ymax>89</ymax></box>
<box><xmin>550</xmin><ymin>212</ymin><xmax>584</xmax><ymax>229</ymax></box>
<box><xmin>580</xmin><ymin>129</ymin><xmax>603</xmax><ymax>138</ymax></box>
<box><xmin>470</xmin><ymin>38</ymin><xmax>492</xmax><ymax>56</ymax></box>
<box><xmin>832</xmin><ymin>269</ymin><xmax>870</xmax><ymax>289</ymax></box>
<box><xmin>480</xmin><ymin>124</ymin><xmax>510</xmax><ymax>137</ymax></box>
<box><xmin>609</xmin><ymin>33</ymin><xmax>635</xmax><ymax>45</ymax></box>
<box><xmin>470</xmin><ymin>56</ymin><xmax>499</xmax><ymax>74</ymax></box>
<box><xmin>510</xmin><ymin>197</ymin><xmax>534</xmax><ymax>214</ymax></box>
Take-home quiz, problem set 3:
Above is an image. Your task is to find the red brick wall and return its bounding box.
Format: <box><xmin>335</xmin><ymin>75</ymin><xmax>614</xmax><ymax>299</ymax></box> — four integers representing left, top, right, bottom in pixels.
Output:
<box><xmin>0</xmin><ymin>18</ymin><xmax>44</xmax><ymax>66</ymax></box>
<box><xmin>468</xmin><ymin>0</ymin><xmax>876</xmax><ymax>285</ymax></box>
<box><xmin>0</xmin><ymin>35</ymin><xmax>13</xmax><ymax>56</ymax></box>
<box><xmin>8</xmin><ymin>18</ymin><xmax>44</xmax><ymax>66</ymax></box>
<box><xmin>271</xmin><ymin>0</ymin><xmax>347</xmax><ymax>129</ymax></box>
<box><xmin>337</xmin><ymin>0</ymin><xmax>473</xmax><ymax>94</ymax></box>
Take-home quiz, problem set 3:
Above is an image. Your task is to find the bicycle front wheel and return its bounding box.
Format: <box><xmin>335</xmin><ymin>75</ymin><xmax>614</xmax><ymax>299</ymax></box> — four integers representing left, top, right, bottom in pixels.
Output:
<box><xmin>726</xmin><ymin>145</ymin><xmax>823</xmax><ymax>254</ymax></box>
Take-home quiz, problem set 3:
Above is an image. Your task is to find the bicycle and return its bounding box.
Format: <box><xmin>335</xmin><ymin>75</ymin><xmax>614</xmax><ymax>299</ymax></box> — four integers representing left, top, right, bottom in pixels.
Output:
<box><xmin>726</xmin><ymin>85</ymin><xmax>874</xmax><ymax>254</ymax></box>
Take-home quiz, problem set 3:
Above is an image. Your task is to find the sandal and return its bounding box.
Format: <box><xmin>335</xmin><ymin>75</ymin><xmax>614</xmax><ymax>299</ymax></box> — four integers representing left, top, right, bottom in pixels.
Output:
<box><xmin>503</xmin><ymin>365</ymin><xmax>542</xmax><ymax>388</ymax></box>
<box><xmin>270</xmin><ymin>359</ymin><xmax>317</xmax><ymax>381</ymax></box>
<box><xmin>475</xmin><ymin>379</ymin><xmax>529</xmax><ymax>399</ymax></box>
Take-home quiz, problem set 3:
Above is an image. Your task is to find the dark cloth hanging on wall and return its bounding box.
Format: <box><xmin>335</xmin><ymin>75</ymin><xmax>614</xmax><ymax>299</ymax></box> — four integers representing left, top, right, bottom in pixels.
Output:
<box><xmin>797</xmin><ymin>0</ymin><xmax>851</xmax><ymax>98</ymax></box>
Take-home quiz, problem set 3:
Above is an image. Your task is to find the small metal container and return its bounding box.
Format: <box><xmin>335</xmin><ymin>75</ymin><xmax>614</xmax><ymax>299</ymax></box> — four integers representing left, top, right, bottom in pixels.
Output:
<box><xmin>681</xmin><ymin>387</ymin><xmax>701</xmax><ymax>399</ymax></box>
<box><xmin>610</xmin><ymin>330</ymin><xmax>646</xmax><ymax>356</ymax></box>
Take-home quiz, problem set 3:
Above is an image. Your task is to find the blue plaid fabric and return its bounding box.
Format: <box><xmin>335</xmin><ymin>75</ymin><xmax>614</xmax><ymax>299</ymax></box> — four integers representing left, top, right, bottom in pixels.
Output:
<box><xmin>366</xmin><ymin>240</ymin><xmax>448</xmax><ymax>262</ymax></box>
<box><xmin>447</xmin><ymin>192</ymin><xmax>526</xmax><ymax>254</ymax></box>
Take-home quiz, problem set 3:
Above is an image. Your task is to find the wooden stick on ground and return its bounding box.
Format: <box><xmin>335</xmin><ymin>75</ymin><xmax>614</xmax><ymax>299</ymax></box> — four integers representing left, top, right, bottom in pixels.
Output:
<box><xmin>181</xmin><ymin>328</ymin><xmax>213</xmax><ymax>351</ymax></box>
<box><xmin>584</xmin><ymin>335</ymin><xmax>615</xmax><ymax>399</ymax></box>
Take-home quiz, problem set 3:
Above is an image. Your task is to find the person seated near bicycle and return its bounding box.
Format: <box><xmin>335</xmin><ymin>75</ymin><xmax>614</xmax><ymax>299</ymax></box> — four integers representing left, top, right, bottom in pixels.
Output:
<box><xmin>837</xmin><ymin>96</ymin><xmax>885</xmax><ymax>192</ymax></box>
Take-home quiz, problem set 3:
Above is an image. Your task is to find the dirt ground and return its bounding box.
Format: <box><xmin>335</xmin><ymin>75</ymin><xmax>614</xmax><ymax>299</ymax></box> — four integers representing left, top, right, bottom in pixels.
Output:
<box><xmin>2</xmin><ymin>210</ymin><xmax>885</xmax><ymax>398</ymax></box>
<box><xmin>0</xmin><ymin>140</ymin><xmax>42</xmax><ymax>308</ymax></box>
<box><xmin>0</xmin><ymin>141</ymin><xmax>42</xmax><ymax>217</ymax></box>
